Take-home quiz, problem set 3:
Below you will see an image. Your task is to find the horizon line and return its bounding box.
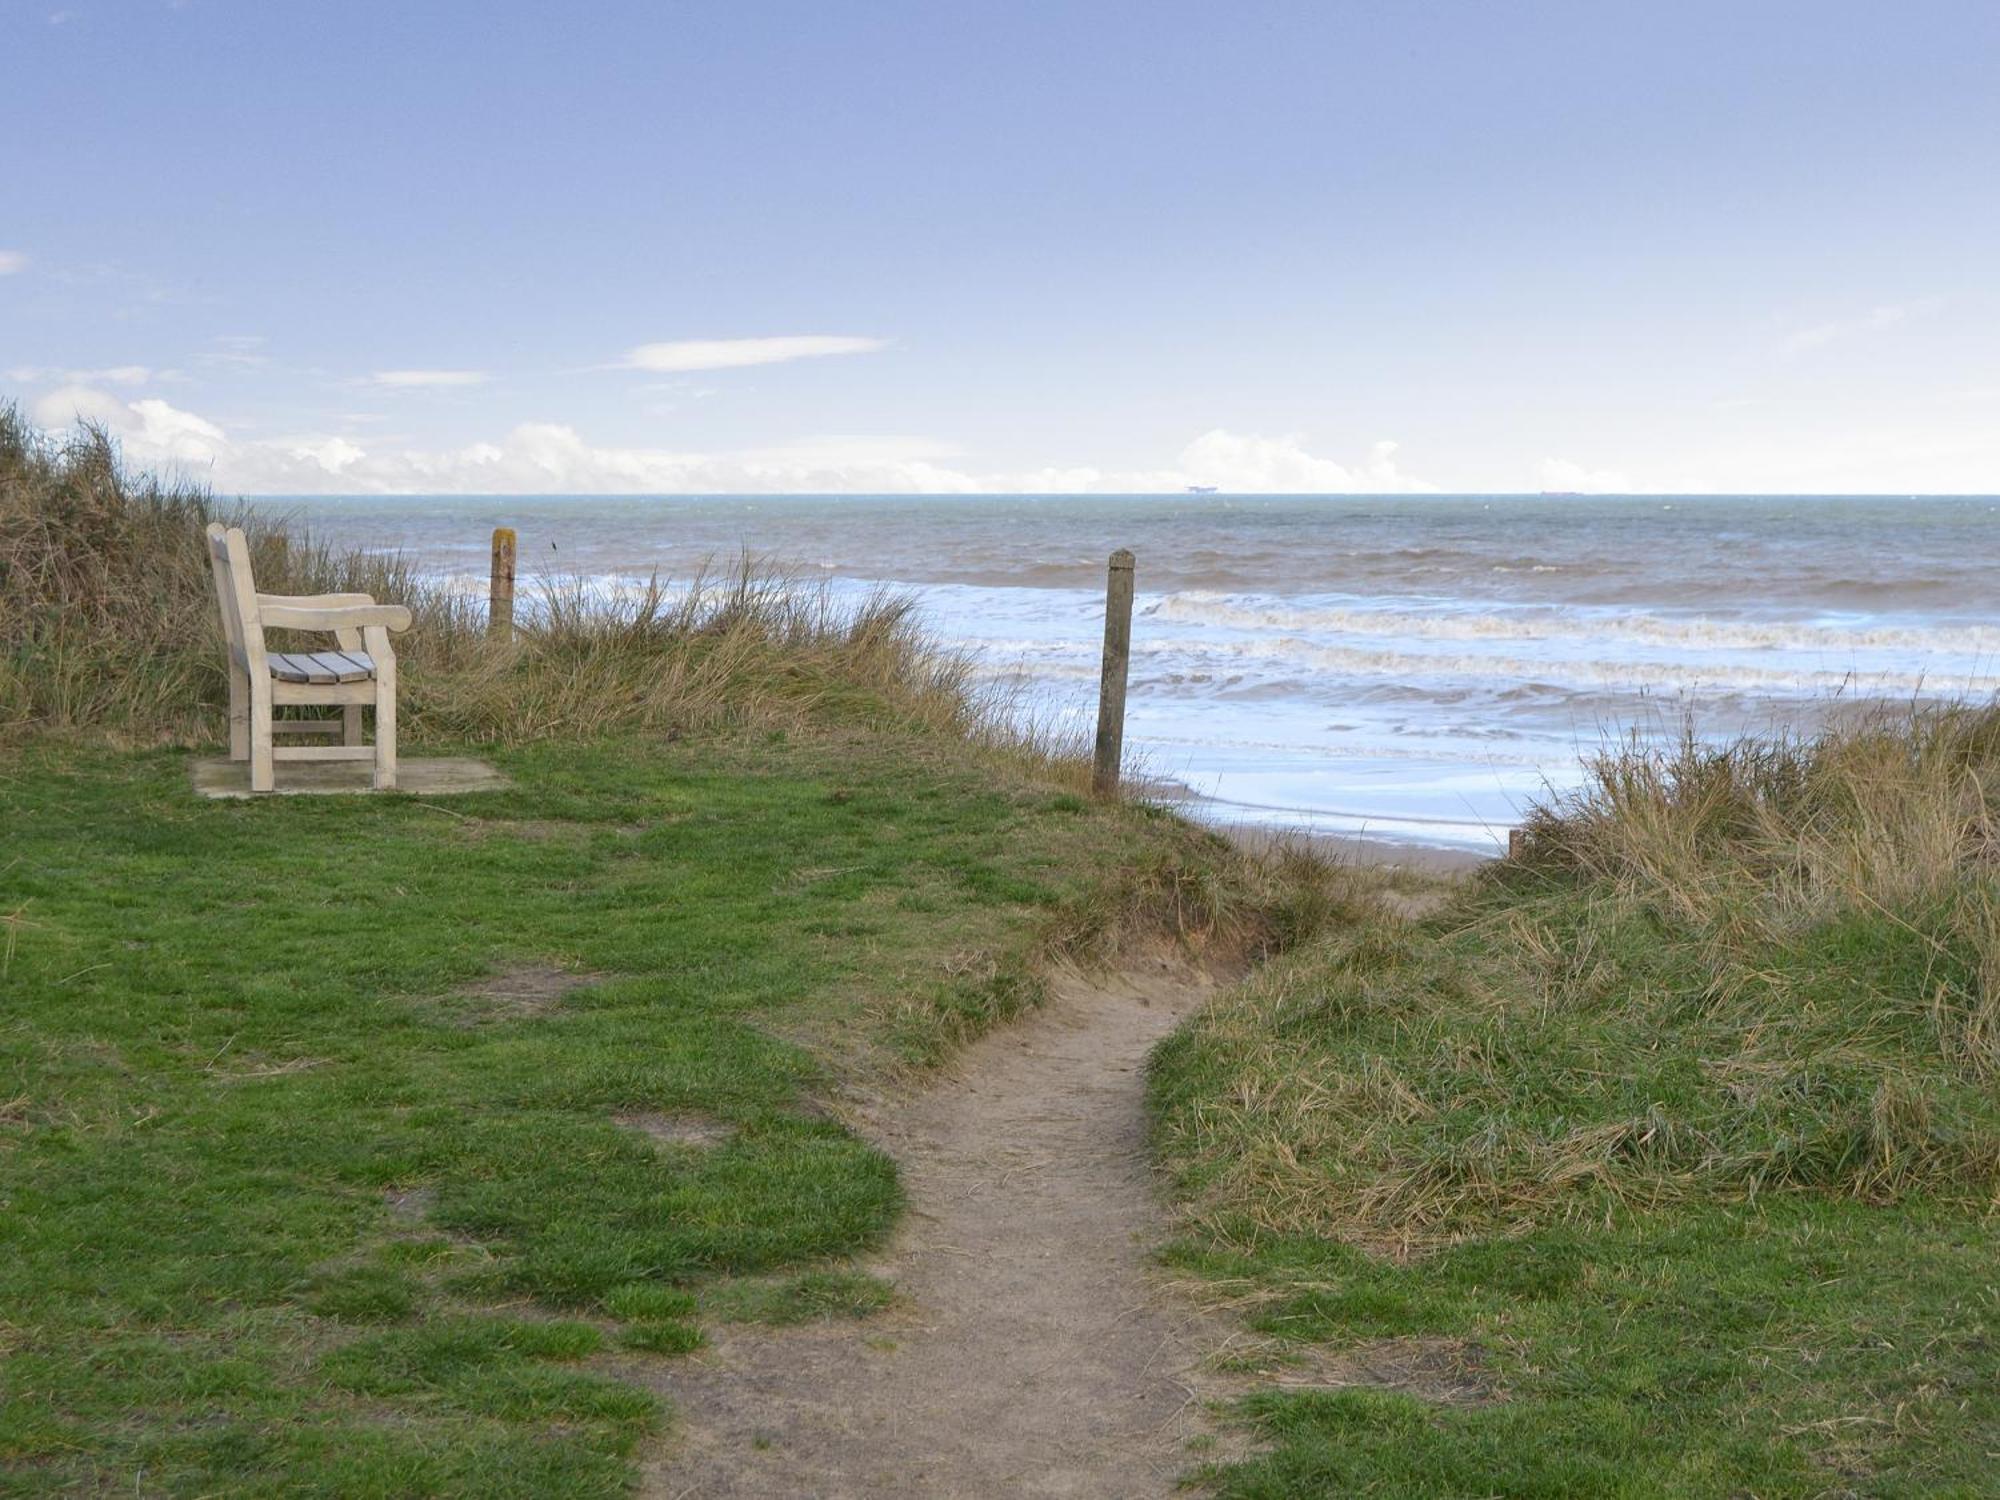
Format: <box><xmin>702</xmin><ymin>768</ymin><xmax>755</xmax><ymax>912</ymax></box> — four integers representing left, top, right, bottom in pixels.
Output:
<box><xmin>235</xmin><ymin>489</ymin><xmax>2000</xmax><ymax>501</ymax></box>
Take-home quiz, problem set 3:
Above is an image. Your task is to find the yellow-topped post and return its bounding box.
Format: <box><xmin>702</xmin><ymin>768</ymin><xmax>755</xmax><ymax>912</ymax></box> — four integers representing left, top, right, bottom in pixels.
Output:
<box><xmin>489</xmin><ymin>527</ymin><xmax>517</xmax><ymax>640</ymax></box>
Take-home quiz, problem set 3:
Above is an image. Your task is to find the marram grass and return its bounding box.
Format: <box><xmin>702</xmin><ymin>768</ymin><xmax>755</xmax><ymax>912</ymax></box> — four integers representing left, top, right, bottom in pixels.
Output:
<box><xmin>1152</xmin><ymin>705</ymin><xmax>2000</xmax><ymax>1496</ymax></box>
<box><xmin>0</xmin><ymin>405</ymin><xmax>992</xmax><ymax>750</ymax></box>
<box><xmin>1157</xmin><ymin>708</ymin><xmax>2000</xmax><ymax>1247</ymax></box>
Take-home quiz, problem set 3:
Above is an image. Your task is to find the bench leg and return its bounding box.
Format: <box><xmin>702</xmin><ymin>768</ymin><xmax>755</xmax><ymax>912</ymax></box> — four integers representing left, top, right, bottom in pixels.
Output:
<box><xmin>343</xmin><ymin>704</ymin><xmax>364</xmax><ymax>746</ymax></box>
<box><xmin>372</xmin><ymin>659</ymin><xmax>397</xmax><ymax>792</ymax></box>
<box><xmin>228</xmin><ymin>664</ymin><xmax>251</xmax><ymax>760</ymax></box>
<box><xmin>250</xmin><ymin>681</ymin><xmax>275</xmax><ymax>793</ymax></box>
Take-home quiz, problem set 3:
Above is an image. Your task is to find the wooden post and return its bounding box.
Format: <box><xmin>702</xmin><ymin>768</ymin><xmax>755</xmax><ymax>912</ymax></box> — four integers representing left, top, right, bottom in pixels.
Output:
<box><xmin>1093</xmin><ymin>548</ymin><xmax>1135</xmax><ymax>797</ymax></box>
<box><xmin>1507</xmin><ymin>828</ymin><xmax>1526</xmax><ymax>859</ymax></box>
<box><xmin>488</xmin><ymin>527</ymin><xmax>517</xmax><ymax>640</ymax></box>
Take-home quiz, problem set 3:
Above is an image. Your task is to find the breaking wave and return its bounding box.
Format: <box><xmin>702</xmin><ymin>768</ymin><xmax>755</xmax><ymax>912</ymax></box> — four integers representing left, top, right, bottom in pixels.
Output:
<box><xmin>1145</xmin><ymin>591</ymin><xmax>2000</xmax><ymax>658</ymax></box>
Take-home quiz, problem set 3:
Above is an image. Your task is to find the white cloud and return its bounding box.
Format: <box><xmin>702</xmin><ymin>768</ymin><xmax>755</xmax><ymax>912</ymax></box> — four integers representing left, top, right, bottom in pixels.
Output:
<box><xmin>1782</xmin><ymin>298</ymin><xmax>1944</xmax><ymax>356</ymax></box>
<box><xmin>285</xmin><ymin>436</ymin><xmax>367</xmax><ymax>474</ymax></box>
<box><xmin>369</xmin><ymin>369</ymin><xmax>491</xmax><ymax>388</ymax></box>
<box><xmin>621</xmin><ymin>335</ymin><xmax>888</xmax><ymax>373</ymax></box>
<box><xmin>23</xmin><ymin>383</ymin><xmax>1437</xmax><ymax>496</ymax></box>
<box><xmin>30</xmin><ymin>385</ymin><xmax>128</xmax><ymax>431</ymax></box>
<box><xmin>31</xmin><ymin>386</ymin><xmax>228</xmax><ymax>465</ymax></box>
<box><xmin>276</xmin><ymin>426</ymin><xmax>991</xmax><ymax>495</ymax></box>
<box><xmin>197</xmin><ymin>334</ymin><xmax>270</xmax><ymax>370</ymax></box>
<box><xmin>241</xmin><ymin>426</ymin><xmax>1431</xmax><ymax>496</ymax></box>
<box><xmin>24</xmin><ymin>362</ymin><xmax>2000</xmax><ymax>494</ymax></box>
<box><xmin>1534</xmin><ymin>456</ymin><xmax>1633</xmax><ymax>493</ymax></box>
<box><xmin>0</xmin><ymin>250</ymin><xmax>28</xmax><ymax>275</ymax></box>
<box><xmin>127</xmin><ymin>398</ymin><xmax>229</xmax><ymax>462</ymax></box>
<box><xmin>1174</xmin><ymin>431</ymin><xmax>1436</xmax><ymax>493</ymax></box>
<box><xmin>20</xmin><ymin>387</ymin><xmax>974</xmax><ymax>494</ymax></box>
<box><xmin>6</xmin><ymin>363</ymin><xmax>156</xmax><ymax>386</ymax></box>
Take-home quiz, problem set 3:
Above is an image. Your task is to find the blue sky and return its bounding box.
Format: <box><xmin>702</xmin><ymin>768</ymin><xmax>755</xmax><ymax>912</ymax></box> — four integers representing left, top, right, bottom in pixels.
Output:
<box><xmin>3</xmin><ymin>0</ymin><xmax>1997</xmax><ymax>493</ymax></box>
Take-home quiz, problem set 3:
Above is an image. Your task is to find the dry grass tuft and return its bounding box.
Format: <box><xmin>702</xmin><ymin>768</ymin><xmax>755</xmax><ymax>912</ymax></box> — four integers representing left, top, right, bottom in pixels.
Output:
<box><xmin>1153</xmin><ymin>704</ymin><xmax>2000</xmax><ymax>1249</ymax></box>
<box><xmin>1042</xmin><ymin>825</ymin><xmax>1386</xmax><ymax>966</ymax></box>
<box><xmin>1512</xmin><ymin>709</ymin><xmax>2000</xmax><ymax>935</ymax></box>
<box><xmin>0</xmin><ymin>407</ymin><xmax>990</xmax><ymax>747</ymax></box>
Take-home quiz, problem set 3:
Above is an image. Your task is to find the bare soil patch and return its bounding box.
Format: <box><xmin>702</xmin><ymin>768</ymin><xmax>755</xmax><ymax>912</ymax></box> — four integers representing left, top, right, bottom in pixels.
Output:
<box><xmin>633</xmin><ymin>956</ymin><xmax>1251</xmax><ymax>1498</ymax></box>
<box><xmin>616</xmin><ymin>1111</ymin><xmax>739</xmax><ymax>1151</ymax></box>
<box><xmin>1269</xmin><ymin>1334</ymin><xmax>1494</xmax><ymax>1406</ymax></box>
<box><xmin>382</xmin><ymin>1186</ymin><xmax>437</xmax><ymax>1225</ymax></box>
<box><xmin>446</xmin><ymin>962</ymin><xmax>597</xmax><ymax>1024</ymax></box>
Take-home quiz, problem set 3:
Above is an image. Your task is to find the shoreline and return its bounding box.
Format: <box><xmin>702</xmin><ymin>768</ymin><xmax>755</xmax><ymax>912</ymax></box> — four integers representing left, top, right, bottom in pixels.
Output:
<box><xmin>1129</xmin><ymin>774</ymin><xmax>1498</xmax><ymax>875</ymax></box>
<box><xmin>1216</xmin><ymin>819</ymin><xmax>1495</xmax><ymax>875</ymax></box>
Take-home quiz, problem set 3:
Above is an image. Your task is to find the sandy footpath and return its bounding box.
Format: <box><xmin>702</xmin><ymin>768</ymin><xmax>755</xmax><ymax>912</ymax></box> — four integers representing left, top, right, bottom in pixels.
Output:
<box><xmin>634</xmin><ymin>959</ymin><xmax>1241</xmax><ymax>1499</ymax></box>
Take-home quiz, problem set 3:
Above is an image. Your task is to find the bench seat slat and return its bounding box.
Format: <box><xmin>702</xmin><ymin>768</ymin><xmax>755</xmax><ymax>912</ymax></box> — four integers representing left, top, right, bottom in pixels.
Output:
<box><xmin>268</xmin><ymin>650</ymin><xmax>376</xmax><ymax>684</ymax></box>
<box><xmin>312</xmin><ymin>650</ymin><xmax>373</xmax><ymax>680</ymax></box>
<box><xmin>326</xmin><ymin>650</ymin><xmax>377</xmax><ymax>678</ymax></box>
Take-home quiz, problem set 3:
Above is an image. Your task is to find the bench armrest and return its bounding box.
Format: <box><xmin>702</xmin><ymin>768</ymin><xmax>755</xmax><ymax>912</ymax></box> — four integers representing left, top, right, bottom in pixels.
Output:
<box><xmin>259</xmin><ymin>599</ymin><xmax>414</xmax><ymax>632</ymax></box>
<box><xmin>257</xmin><ymin>591</ymin><xmax>378</xmax><ymax>609</ymax></box>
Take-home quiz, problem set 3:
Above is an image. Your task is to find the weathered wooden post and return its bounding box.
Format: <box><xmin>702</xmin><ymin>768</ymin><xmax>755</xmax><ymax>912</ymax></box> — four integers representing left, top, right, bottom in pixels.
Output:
<box><xmin>488</xmin><ymin>526</ymin><xmax>517</xmax><ymax>640</ymax></box>
<box><xmin>1093</xmin><ymin>548</ymin><xmax>1135</xmax><ymax>797</ymax></box>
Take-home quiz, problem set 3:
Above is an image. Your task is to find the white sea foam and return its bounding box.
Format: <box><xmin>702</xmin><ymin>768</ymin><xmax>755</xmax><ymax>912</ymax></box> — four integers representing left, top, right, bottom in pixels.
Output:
<box><xmin>1128</xmin><ymin>631</ymin><xmax>1998</xmax><ymax>697</ymax></box>
<box><xmin>266</xmin><ymin>492</ymin><xmax>2000</xmax><ymax>850</ymax></box>
<box><xmin>1145</xmin><ymin>591</ymin><xmax>2000</xmax><ymax>657</ymax></box>
<box><xmin>961</xmin><ymin>620</ymin><xmax>1999</xmax><ymax>699</ymax></box>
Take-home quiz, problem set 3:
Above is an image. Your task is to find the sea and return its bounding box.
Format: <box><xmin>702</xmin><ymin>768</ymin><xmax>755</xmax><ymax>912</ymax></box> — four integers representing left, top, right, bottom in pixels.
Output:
<box><xmin>252</xmin><ymin>494</ymin><xmax>2000</xmax><ymax>855</ymax></box>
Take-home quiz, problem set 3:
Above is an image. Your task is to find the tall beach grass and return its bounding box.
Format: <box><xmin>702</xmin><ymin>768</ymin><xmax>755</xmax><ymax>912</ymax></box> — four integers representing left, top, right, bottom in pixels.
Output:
<box><xmin>1154</xmin><ymin>701</ymin><xmax>2000</xmax><ymax>1248</ymax></box>
<box><xmin>0</xmin><ymin>406</ymin><xmax>993</xmax><ymax>748</ymax></box>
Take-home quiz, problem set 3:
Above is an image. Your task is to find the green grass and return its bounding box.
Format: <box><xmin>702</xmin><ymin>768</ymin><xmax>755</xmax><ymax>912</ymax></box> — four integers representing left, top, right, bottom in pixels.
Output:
<box><xmin>1152</xmin><ymin>709</ymin><xmax>2000</xmax><ymax>1497</ymax></box>
<box><xmin>25</xmin><ymin>408</ymin><xmax>1990</xmax><ymax>1494</ymax></box>
<box><xmin>702</xmin><ymin>1269</ymin><xmax>897</xmax><ymax>1327</ymax></box>
<box><xmin>617</xmin><ymin>1321</ymin><xmax>706</xmax><ymax>1356</ymax></box>
<box><xmin>1163</xmin><ymin>1201</ymin><xmax>1996</xmax><ymax>1497</ymax></box>
<box><xmin>0</xmin><ymin>729</ymin><xmax>1207</xmax><ymax>1495</ymax></box>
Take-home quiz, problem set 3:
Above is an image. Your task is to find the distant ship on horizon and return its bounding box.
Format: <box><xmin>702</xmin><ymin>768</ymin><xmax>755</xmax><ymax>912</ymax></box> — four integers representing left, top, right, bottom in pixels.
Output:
<box><xmin>1186</xmin><ymin>484</ymin><xmax>1218</xmax><ymax>494</ymax></box>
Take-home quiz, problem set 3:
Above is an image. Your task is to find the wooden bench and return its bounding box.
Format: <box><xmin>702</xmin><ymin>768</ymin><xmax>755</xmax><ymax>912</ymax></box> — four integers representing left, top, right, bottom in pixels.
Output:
<box><xmin>204</xmin><ymin>523</ymin><xmax>412</xmax><ymax>792</ymax></box>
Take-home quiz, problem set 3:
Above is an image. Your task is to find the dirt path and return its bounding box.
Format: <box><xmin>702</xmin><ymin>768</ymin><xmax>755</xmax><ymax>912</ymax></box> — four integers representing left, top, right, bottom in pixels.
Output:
<box><xmin>634</xmin><ymin>958</ymin><xmax>1238</xmax><ymax>1498</ymax></box>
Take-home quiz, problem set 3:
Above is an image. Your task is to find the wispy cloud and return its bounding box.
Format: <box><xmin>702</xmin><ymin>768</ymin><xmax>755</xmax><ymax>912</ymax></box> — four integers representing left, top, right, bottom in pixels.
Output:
<box><xmin>0</xmin><ymin>251</ymin><xmax>29</xmax><ymax>275</ymax></box>
<box><xmin>196</xmin><ymin>334</ymin><xmax>270</xmax><ymax>370</ymax></box>
<box><xmin>1175</xmin><ymin>431</ymin><xmax>1435</xmax><ymax>494</ymax></box>
<box><xmin>5</xmin><ymin>363</ymin><xmax>159</xmax><ymax>387</ymax></box>
<box><xmin>1782</xmin><ymin>298</ymin><xmax>1944</xmax><ymax>356</ymax></box>
<box><xmin>368</xmin><ymin>369</ymin><xmax>491</xmax><ymax>388</ymax></box>
<box><xmin>24</xmin><ymin>385</ymin><xmax>1435</xmax><ymax>497</ymax></box>
<box><xmin>620</xmin><ymin>335</ymin><xmax>887</xmax><ymax>374</ymax></box>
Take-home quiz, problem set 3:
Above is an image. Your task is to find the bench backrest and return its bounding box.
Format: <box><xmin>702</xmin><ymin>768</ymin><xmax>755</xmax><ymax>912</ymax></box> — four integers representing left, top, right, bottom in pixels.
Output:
<box><xmin>205</xmin><ymin>523</ymin><xmax>268</xmax><ymax>677</ymax></box>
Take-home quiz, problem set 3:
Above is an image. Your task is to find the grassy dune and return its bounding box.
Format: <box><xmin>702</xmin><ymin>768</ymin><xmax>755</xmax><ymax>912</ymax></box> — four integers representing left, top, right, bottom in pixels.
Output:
<box><xmin>12</xmin><ymin>407</ymin><xmax>1993</xmax><ymax>1494</ymax></box>
<box><xmin>0</xmin><ymin>735</ymin><xmax>1246</xmax><ymax>1492</ymax></box>
<box><xmin>0</xmin><ymin>412</ymin><xmax>1317</xmax><ymax>1493</ymax></box>
<box><xmin>1153</xmin><ymin>710</ymin><xmax>2000</xmax><ymax>1496</ymax></box>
